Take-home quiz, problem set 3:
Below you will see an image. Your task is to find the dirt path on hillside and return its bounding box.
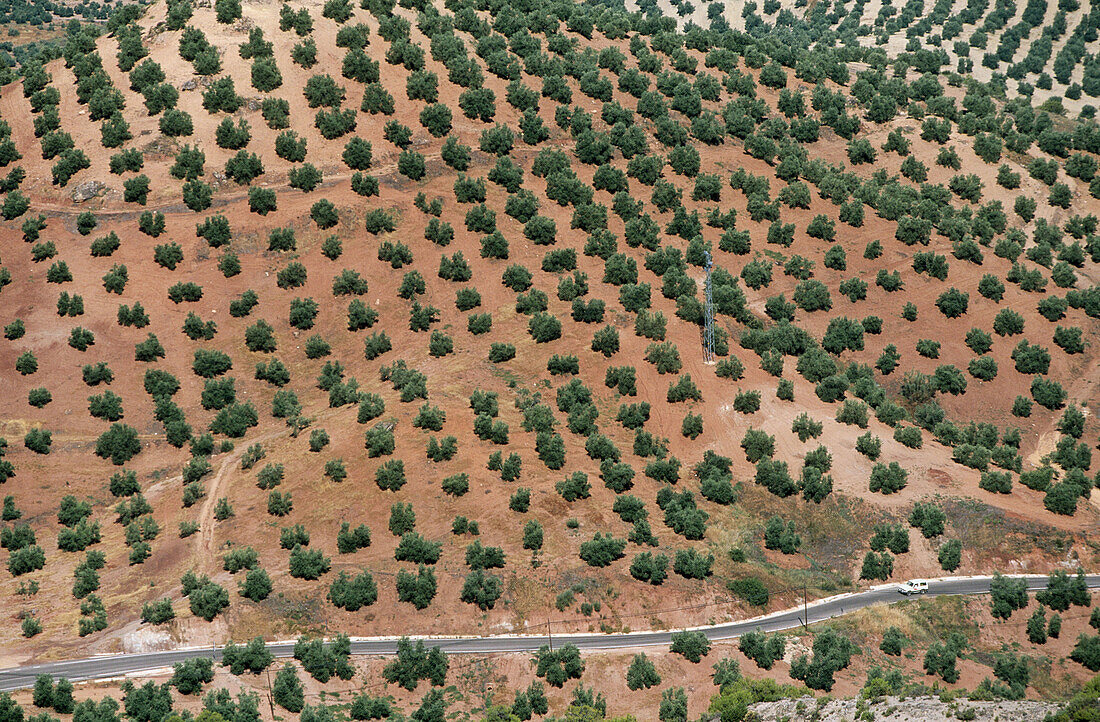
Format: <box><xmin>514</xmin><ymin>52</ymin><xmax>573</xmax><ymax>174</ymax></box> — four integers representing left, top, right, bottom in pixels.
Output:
<box><xmin>194</xmin><ymin>427</ymin><xmax>294</xmax><ymax>569</ymax></box>
<box><xmin>1025</xmin><ymin>352</ymin><xmax>1100</xmax><ymax>469</ymax></box>
<box><xmin>193</xmin><ymin>406</ymin><xmax>348</xmax><ymax>570</ymax></box>
<box><xmin>1023</xmin><ymin>351</ymin><xmax>1100</xmax><ymax>512</ymax></box>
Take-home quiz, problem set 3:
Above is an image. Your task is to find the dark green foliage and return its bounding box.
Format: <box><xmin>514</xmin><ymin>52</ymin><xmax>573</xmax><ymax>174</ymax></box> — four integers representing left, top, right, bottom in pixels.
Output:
<box><xmin>377</xmin><ymin>638</ymin><xmax>449</xmax><ymax>691</ymax></box>
<box><xmin>625</xmin><ymin>654</ymin><xmax>661</xmax><ymax>690</ymax></box>
<box><xmin>369</xmin><ymin>458</ymin><xmax>405</xmax><ymax>492</ymax></box>
<box><xmin>881</xmin><ymin>627</ymin><xmax>907</xmax><ymax>656</ymax></box>
<box><xmin>789</xmin><ymin>628</ymin><xmax>856</xmax><ymax>692</ymax></box>
<box><xmin>933</xmin><ymin>287</ymin><xmax>969</xmax><ymax>318</ymax></box>
<box><xmin>326</xmin><ymin>568</ymin><xmax>377</xmax><ymax>611</ymax></box>
<box><xmin>1032</xmin><ymin>377</ymin><xmax>1067</xmax><ymax>411</ymax></box>
<box><xmin>95</xmin><ymin>424</ymin><xmax>141</xmax><ymax>465</ymax></box>
<box><xmin>288</xmin><ymin>546</ymin><xmax>331</xmax><ymax>580</ymax></box>
<box><xmin>271</xmin><ymin>665</ymin><xmax>303</xmax><ymax>713</ymax></box>
<box><xmin>669</xmin><ymin>630</ymin><xmax>711</xmax><ymax>663</ymax></box>
<box><xmin>658</xmin><ymin>488</ymin><xmax>709</xmax><ymax>539</ymax></box>
<box><xmin>578</xmin><ymin>533</ymin><xmax>626</xmax><ymax>567</ymax></box>
<box><xmin>763</xmin><ymin>516</ymin><xmax>801</xmax><ymax>554</ymax></box>
<box><xmin>993</xmin><ymin>309</ymin><xmax>1025</xmax><ymax>336</ymax></box>
<box><xmin>741</xmin><ymin>429</ymin><xmax>775</xmax><ymax>463</ymax></box>
<box><xmin>167</xmin><ymin>281</ymin><xmax>203</xmax><ymax>304</ymax></box>
<box><xmin>68</xmin><ymin>327</ymin><xmax>96</xmax><ymax>352</ymax></box>
<box><xmin>667</xmin><ymin>375</ymin><xmax>703</xmax><ymax>403</ymax></box>
<box><xmin>193</xmin><ymin>349</ymin><xmax>233</xmax><ymax>378</ymax></box>
<box><xmin>525</xmin><ymin>311</ymin><xmax>561</xmax><ymax>343</ymax></box>
<box><xmin>348</xmin><ymin>694</ymin><xmax>393</xmax><ymax>722</ymax></box>
<box><xmin>232</xmin><ymin>567</ymin><xmax>270</xmax><ymax>602</ymax></box>
<box><xmin>869</xmin><ymin>462</ymin><xmax>908</xmax><ymax>494</ymax></box>
<box><xmin>755</xmin><ymin>458</ymin><xmax>797</xmax><ymax>497</ymax></box>
<box><xmin>26</xmin><ymin>387</ymin><xmax>51</xmax><ymax>409</ymax></box>
<box><xmin>184</xmin><ymin>576</ymin><xmax>229</xmax><ymax>622</ymax></box>
<box><xmin>938</xmin><ymin>539</ymin><xmax>962</xmax><ymax>571</ymax></box>
<box><xmin>739</xmin><ymin>631</ymin><xmax>785</xmax><ymax>670</ymax></box>
<box><xmin>630</xmin><ymin>551</ymin><xmax>668</xmax><ymax>585</ymax></box>
<box><xmin>924</xmin><ymin>633</ymin><xmax>968</xmax><ymax>683</ymax></box>
<box><xmin>396</xmin><ymin>565</ymin><xmax>437</xmax><ymax>609</ymax></box>
<box><xmin>221</xmin><ymin>637</ymin><xmax>274</xmax><ymax>674</ymax></box>
<box><xmin>1036</xmin><ymin>570</ymin><xmax>1091</xmax><ymax>612</ymax></box>
<box><xmin>1072</xmin><ymin>635</ymin><xmax>1100</xmax><ymax>671</ymax></box>
<box><xmin>8</xmin><ymin>544</ymin><xmax>45</xmax><ymax>575</ymax></box>
<box><xmin>534</xmin><ymin>645</ymin><xmax>583</xmax><ymax>688</ymax></box>
<box><xmin>521</xmin><ymin>518</ymin><xmax>544</xmax><ymax>551</ymax></box>
<box><xmin>4</xmin><ymin>319</ymin><xmax>25</xmax><ymax>341</ymax></box>
<box><xmin>293</xmin><ymin>636</ymin><xmax>354</xmax><ymax>683</ymax></box>
<box><xmin>171</xmin><ymin>658</ymin><xmax>214</xmax><ymax>695</ymax></box>
<box><xmin>12</xmin><ymin>349</ymin><xmax>40</xmax><ymax>377</ymax></box>
<box><xmin>909</xmin><ymin>503</ymin><xmax>947</xmax><ymax>538</ymax></box>
<box><xmin>673</xmin><ymin>548</ymin><xmax>713</xmax><ymax>579</ymax></box>
<box><xmin>460</xmin><ymin>570</ymin><xmax>503</xmax><ymax>610</ymax></box>
<box><xmin>209</xmin><ymin>403</ymin><xmax>259</xmax><ymax>438</ymax></box>
<box><xmin>869</xmin><ymin>524</ymin><xmax>909</xmax><ymax>555</ymax></box>
<box><xmin>990</xmin><ymin>574</ymin><xmax>1029</xmax><ymax>619</ymax></box>
<box><xmin>555</xmin><ymin>470</ymin><xmax>591</xmax><ymax>502</ymax></box>
<box><xmin>860</xmin><ymin>551</ymin><xmax>894</xmax><ymax>581</ymax></box>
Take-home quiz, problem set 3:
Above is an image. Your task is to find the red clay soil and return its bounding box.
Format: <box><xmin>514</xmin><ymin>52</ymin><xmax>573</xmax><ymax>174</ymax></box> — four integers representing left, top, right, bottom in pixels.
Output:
<box><xmin>0</xmin><ymin>0</ymin><xmax>1097</xmax><ymax>670</ymax></box>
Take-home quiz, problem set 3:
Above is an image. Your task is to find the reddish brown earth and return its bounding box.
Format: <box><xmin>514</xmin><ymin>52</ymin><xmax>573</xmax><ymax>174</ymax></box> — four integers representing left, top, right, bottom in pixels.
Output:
<box><xmin>0</xmin><ymin>0</ymin><xmax>1097</xmax><ymax>692</ymax></box>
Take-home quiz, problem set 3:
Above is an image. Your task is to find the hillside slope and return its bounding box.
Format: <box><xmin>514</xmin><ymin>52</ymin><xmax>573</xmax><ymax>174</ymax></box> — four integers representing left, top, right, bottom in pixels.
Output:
<box><xmin>0</xmin><ymin>0</ymin><xmax>1097</xmax><ymax>670</ymax></box>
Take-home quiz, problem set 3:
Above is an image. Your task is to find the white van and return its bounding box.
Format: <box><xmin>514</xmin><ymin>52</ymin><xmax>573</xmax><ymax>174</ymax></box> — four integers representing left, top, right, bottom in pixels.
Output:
<box><xmin>898</xmin><ymin>579</ymin><xmax>929</xmax><ymax>595</ymax></box>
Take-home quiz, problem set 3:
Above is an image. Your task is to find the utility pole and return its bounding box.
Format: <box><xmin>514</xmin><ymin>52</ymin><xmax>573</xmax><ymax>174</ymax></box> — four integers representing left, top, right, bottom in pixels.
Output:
<box><xmin>802</xmin><ymin>582</ymin><xmax>808</xmax><ymax>630</ymax></box>
<box><xmin>265</xmin><ymin>667</ymin><xmax>276</xmax><ymax>720</ymax></box>
<box><xmin>547</xmin><ymin>619</ymin><xmax>553</xmax><ymax>652</ymax></box>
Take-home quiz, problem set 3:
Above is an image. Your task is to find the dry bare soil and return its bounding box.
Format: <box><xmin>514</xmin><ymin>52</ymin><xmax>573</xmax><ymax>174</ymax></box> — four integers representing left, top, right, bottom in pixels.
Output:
<box><xmin>0</xmin><ymin>0</ymin><xmax>1097</xmax><ymax>709</ymax></box>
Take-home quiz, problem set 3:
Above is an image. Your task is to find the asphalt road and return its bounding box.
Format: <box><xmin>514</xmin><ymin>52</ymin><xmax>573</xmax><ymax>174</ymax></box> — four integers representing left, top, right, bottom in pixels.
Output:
<box><xmin>1</xmin><ymin>574</ymin><xmax>1096</xmax><ymax>691</ymax></box>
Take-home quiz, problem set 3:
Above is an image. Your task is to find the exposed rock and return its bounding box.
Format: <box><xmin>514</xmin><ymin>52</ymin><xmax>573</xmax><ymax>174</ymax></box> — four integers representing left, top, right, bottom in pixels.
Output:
<box><xmin>121</xmin><ymin>627</ymin><xmax>173</xmax><ymax>654</ymax></box>
<box><xmin>180</xmin><ymin>78</ymin><xmax>197</xmax><ymax>91</ymax></box>
<box><xmin>70</xmin><ymin>180</ymin><xmax>106</xmax><ymax>203</ymax></box>
<box><xmin>781</xmin><ymin>636</ymin><xmax>811</xmax><ymax>666</ymax></box>
<box><xmin>748</xmin><ymin>696</ymin><xmax>1060</xmax><ymax>722</ymax></box>
<box><xmin>141</xmin><ymin>136</ymin><xmax>178</xmax><ymax>158</ymax></box>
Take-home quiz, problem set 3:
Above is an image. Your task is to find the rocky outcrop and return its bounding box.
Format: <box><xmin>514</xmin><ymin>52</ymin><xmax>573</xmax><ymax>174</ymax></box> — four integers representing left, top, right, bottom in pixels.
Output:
<box><xmin>70</xmin><ymin>180</ymin><xmax>106</xmax><ymax>203</ymax></box>
<box><xmin>748</xmin><ymin>696</ymin><xmax>1060</xmax><ymax>722</ymax></box>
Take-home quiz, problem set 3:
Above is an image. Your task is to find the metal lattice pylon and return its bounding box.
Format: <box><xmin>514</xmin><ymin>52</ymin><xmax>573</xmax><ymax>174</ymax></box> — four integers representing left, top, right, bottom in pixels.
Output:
<box><xmin>703</xmin><ymin>250</ymin><xmax>715</xmax><ymax>363</ymax></box>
